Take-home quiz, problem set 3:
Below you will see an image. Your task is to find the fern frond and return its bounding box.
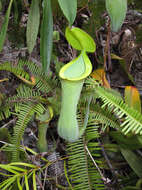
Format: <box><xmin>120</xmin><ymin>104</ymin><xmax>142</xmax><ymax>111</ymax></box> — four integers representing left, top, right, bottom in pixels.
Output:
<box><xmin>89</xmin><ymin>104</ymin><xmax>120</xmax><ymax>130</ymax></box>
<box><xmin>8</xmin><ymin>85</ymin><xmax>43</xmax><ymax>107</ymax></box>
<box><xmin>18</xmin><ymin>60</ymin><xmax>57</xmax><ymax>93</ymax></box>
<box><xmin>94</xmin><ymin>86</ymin><xmax>142</xmax><ymax>135</ymax></box>
<box><xmin>0</xmin><ymin>84</ymin><xmax>43</xmax><ymax>120</ymax></box>
<box><xmin>67</xmin><ymin>123</ymin><xmax>105</xmax><ymax>190</ymax></box>
<box><xmin>86</xmin><ymin>125</ymin><xmax>105</xmax><ymax>189</ymax></box>
<box><xmin>67</xmin><ymin>137</ymin><xmax>93</xmax><ymax>190</ymax></box>
<box><xmin>0</xmin><ymin>61</ymin><xmax>57</xmax><ymax>93</ymax></box>
<box><xmin>0</xmin><ymin>62</ymin><xmax>55</xmax><ymax>161</ymax></box>
<box><xmin>0</xmin><ymin>105</ymin><xmax>11</xmax><ymax>120</ymax></box>
<box><xmin>11</xmin><ymin>102</ymin><xmax>46</xmax><ymax>162</ymax></box>
<box><xmin>0</xmin><ymin>85</ymin><xmax>43</xmax><ymax>120</ymax></box>
<box><xmin>0</xmin><ymin>62</ymin><xmax>31</xmax><ymax>81</ymax></box>
<box><xmin>86</xmin><ymin>77</ymin><xmax>122</xmax><ymax>100</ymax></box>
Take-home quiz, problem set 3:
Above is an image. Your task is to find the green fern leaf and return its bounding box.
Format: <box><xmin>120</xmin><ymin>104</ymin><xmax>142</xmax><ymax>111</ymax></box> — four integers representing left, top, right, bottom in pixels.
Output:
<box><xmin>0</xmin><ymin>105</ymin><xmax>11</xmax><ymax>120</ymax></box>
<box><xmin>86</xmin><ymin>125</ymin><xmax>105</xmax><ymax>189</ymax></box>
<box><xmin>11</xmin><ymin>102</ymin><xmax>45</xmax><ymax>162</ymax></box>
<box><xmin>89</xmin><ymin>104</ymin><xmax>120</xmax><ymax>130</ymax></box>
<box><xmin>67</xmin><ymin>123</ymin><xmax>105</xmax><ymax>189</ymax></box>
<box><xmin>67</xmin><ymin>138</ymin><xmax>93</xmax><ymax>190</ymax></box>
<box><xmin>95</xmin><ymin>86</ymin><xmax>142</xmax><ymax>135</ymax></box>
<box><xmin>0</xmin><ymin>61</ymin><xmax>54</xmax><ymax>93</ymax></box>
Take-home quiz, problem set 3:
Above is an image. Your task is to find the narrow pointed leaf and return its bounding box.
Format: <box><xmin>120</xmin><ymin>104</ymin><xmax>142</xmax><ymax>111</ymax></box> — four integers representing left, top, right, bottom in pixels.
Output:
<box><xmin>121</xmin><ymin>148</ymin><xmax>142</xmax><ymax>178</ymax></box>
<box><xmin>25</xmin><ymin>175</ymin><xmax>29</xmax><ymax>190</ymax></box>
<box><xmin>9</xmin><ymin>162</ymin><xmax>37</xmax><ymax>168</ymax></box>
<box><xmin>40</xmin><ymin>0</ymin><xmax>53</xmax><ymax>73</ymax></box>
<box><xmin>0</xmin><ymin>164</ymin><xmax>19</xmax><ymax>174</ymax></box>
<box><xmin>0</xmin><ymin>1</ymin><xmax>2</xmax><ymax>11</ymax></box>
<box><xmin>13</xmin><ymin>0</ymin><xmax>22</xmax><ymax>24</ymax></box>
<box><xmin>26</xmin><ymin>0</ymin><xmax>40</xmax><ymax>53</ymax></box>
<box><xmin>17</xmin><ymin>177</ymin><xmax>23</xmax><ymax>190</ymax></box>
<box><xmin>33</xmin><ymin>171</ymin><xmax>37</xmax><ymax>190</ymax></box>
<box><xmin>0</xmin><ymin>0</ymin><xmax>13</xmax><ymax>51</ymax></box>
<box><xmin>110</xmin><ymin>131</ymin><xmax>142</xmax><ymax>150</ymax></box>
<box><xmin>0</xmin><ymin>176</ymin><xmax>16</xmax><ymax>190</ymax></box>
<box><xmin>106</xmin><ymin>0</ymin><xmax>127</xmax><ymax>32</ymax></box>
<box><xmin>125</xmin><ymin>86</ymin><xmax>141</xmax><ymax>113</ymax></box>
<box><xmin>65</xmin><ymin>27</ymin><xmax>96</xmax><ymax>52</ymax></box>
<box><xmin>58</xmin><ymin>0</ymin><xmax>77</xmax><ymax>25</ymax></box>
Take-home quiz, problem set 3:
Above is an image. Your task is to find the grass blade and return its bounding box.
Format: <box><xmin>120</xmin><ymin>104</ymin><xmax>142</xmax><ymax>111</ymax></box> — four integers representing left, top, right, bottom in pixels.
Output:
<box><xmin>25</xmin><ymin>175</ymin><xmax>29</xmax><ymax>190</ymax></box>
<box><xmin>33</xmin><ymin>171</ymin><xmax>37</xmax><ymax>190</ymax></box>
<box><xmin>0</xmin><ymin>176</ymin><xmax>16</xmax><ymax>190</ymax></box>
<box><xmin>0</xmin><ymin>0</ymin><xmax>13</xmax><ymax>51</ymax></box>
<box><xmin>17</xmin><ymin>177</ymin><xmax>23</xmax><ymax>190</ymax></box>
<box><xmin>121</xmin><ymin>148</ymin><xmax>142</xmax><ymax>178</ymax></box>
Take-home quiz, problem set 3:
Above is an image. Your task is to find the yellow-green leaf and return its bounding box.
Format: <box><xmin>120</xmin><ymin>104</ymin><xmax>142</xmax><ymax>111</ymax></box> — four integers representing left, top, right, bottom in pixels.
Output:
<box><xmin>17</xmin><ymin>177</ymin><xmax>23</xmax><ymax>190</ymax></box>
<box><xmin>33</xmin><ymin>171</ymin><xmax>37</xmax><ymax>190</ymax></box>
<box><xmin>0</xmin><ymin>176</ymin><xmax>17</xmax><ymax>189</ymax></box>
<box><xmin>65</xmin><ymin>27</ymin><xmax>96</xmax><ymax>52</ymax></box>
<box><xmin>9</xmin><ymin>162</ymin><xmax>37</xmax><ymax>168</ymax></box>
<box><xmin>125</xmin><ymin>86</ymin><xmax>141</xmax><ymax>113</ymax></box>
<box><xmin>26</xmin><ymin>0</ymin><xmax>40</xmax><ymax>53</ymax></box>
<box><xmin>25</xmin><ymin>175</ymin><xmax>29</xmax><ymax>190</ymax></box>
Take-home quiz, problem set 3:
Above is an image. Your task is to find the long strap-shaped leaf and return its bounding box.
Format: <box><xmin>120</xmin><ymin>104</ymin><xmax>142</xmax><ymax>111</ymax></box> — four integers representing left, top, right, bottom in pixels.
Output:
<box><xmin>0</xmin><ymin>0</ymin><xmax>13</xmax><ymax>51</ymax></box>
<box><xmin>26</xmin><ymin>0</ymin><xmax>40</xmax><ymax>53</ymax></box>
<box><xmin>95</xmin><ymin>86</ymin><xmax>142</xmax><ymax>135</ymax></box>
<box><xmin>40</xmin><ymin>0</ymin><xmax>53</xmax><ymax>73</ymax></box>
<box><xmin>120</xmin><ymin>148</ymin><xmax>142</xmax><ymax>178</ymax></box>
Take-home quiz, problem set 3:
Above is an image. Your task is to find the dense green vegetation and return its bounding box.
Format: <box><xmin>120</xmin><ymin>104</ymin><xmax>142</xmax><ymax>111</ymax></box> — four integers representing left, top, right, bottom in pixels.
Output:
<box><xmin>0</xmin><ymin>0</ymin><xmax>142</xmax><ymax>189</ymax></box>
